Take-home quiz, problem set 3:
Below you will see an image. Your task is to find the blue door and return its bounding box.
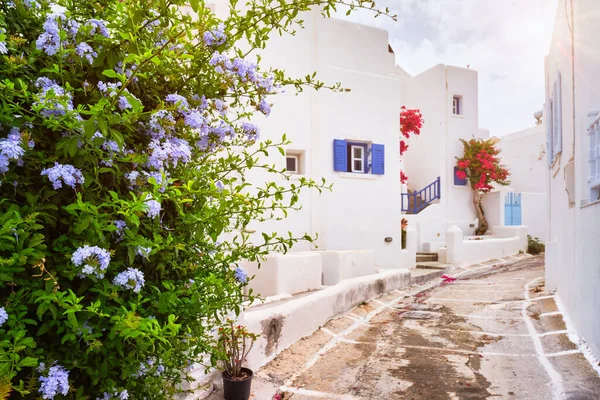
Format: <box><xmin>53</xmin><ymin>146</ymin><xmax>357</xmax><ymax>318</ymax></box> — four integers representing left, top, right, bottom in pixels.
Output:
<box><xmin>504</xmin><ymin>193</ymin><xmax>522</xmax><ymax>226</ymax></box>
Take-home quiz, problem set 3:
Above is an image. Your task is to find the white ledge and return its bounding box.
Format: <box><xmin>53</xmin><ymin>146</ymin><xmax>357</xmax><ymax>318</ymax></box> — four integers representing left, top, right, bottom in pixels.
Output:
<box><xmin>339</xmin><ymin>172</ymin><xmax>378</xmax><ymax>180</ymax></box>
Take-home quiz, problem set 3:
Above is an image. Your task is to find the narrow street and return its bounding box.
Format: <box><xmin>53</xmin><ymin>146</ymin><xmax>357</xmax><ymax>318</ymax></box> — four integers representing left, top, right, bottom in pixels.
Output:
<box><xmin>251</xmin><ymin>255</ymin><xmax>600</xmax><ymax>399</ymax></box>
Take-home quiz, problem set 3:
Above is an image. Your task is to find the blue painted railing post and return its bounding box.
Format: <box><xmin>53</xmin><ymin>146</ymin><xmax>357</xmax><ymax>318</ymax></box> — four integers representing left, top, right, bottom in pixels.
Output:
<box><xmin>412</xmin><ymin>190</ymin><xmax>418</xmax><ymax>214</ymax></box>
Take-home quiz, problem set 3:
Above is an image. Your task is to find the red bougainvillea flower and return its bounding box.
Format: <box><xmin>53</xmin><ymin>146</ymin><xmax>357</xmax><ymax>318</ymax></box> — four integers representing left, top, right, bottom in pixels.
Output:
<box><xmin>400</xmin><ymin>140</ymin><xmax>408</xmax><ymax>155</ymax></box>
<box><xmin>400</xmin><ymin>170</ymin><xmax>408</xmax><ymax>184</ymax></box>
<box><xmin>400</xmin><ymin>106</ymin><xmax>424</xmax><ymax>139</ymax></box>
<box><xmin>455</xmin><ymin>169</ymin><xmax>467</xmax><ymax>180</ymax></box>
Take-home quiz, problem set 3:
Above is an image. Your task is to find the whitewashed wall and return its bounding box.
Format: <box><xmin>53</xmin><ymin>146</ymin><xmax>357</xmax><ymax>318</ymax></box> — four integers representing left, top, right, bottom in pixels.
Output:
<box><xmin>497</xmin><ymin>125</ymin><xmax>548</xmax><ymax>194</ymax></box>
<box><xmin>544</xmin><ymin>0</ymin><xmax>600</xmax><ymax>360</ymax></box>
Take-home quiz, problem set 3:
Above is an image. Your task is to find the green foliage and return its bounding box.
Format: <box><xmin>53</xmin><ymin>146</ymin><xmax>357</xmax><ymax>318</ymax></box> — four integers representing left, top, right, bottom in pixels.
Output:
<box><xmin>527</xmin><ymin>235</ymin><xmax>545</xmax><ymax>255</ymax></box>
<box><xmin>0</xmin><ymin>0</ymin><xmax>393</xmax><ymax>398</ymax></box>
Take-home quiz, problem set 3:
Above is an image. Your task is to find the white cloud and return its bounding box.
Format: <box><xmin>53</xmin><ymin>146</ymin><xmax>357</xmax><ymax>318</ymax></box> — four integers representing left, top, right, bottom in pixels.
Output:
<box><xmin>340</xmin><ymin>0</ymin><xmax>559</xmax><ymax>136</ymax></box>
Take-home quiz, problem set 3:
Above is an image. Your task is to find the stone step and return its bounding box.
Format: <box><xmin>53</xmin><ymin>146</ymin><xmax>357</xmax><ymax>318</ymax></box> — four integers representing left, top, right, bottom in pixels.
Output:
<box><xmin>415</xmin><ymin>261</ymin><xmax>451</xmax><ymax>270</ymax></box>
<box><xmin>416</xmin><ymin>254</ymin><xmax>438</xmax><ymax>263</ymax></box>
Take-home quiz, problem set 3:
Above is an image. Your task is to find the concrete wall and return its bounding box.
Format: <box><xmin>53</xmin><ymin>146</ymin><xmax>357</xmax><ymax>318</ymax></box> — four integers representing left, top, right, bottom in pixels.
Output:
<box><xmin>544</xmin><ymin>0</ymin><xmax>600</xmax><ymax>360</ymax></box>
<box><xmin>446</xmin><ymin>225</ymin><xmax>528</xmax><ymax>266</ymax></box>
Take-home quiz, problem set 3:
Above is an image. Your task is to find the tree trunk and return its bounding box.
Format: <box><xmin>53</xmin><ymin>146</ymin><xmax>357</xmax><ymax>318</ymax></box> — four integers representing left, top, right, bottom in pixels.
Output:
<box><xmin>473</xmin><ymin>191</ymin><xmax>488</xmax><ymax>236</ymax></box>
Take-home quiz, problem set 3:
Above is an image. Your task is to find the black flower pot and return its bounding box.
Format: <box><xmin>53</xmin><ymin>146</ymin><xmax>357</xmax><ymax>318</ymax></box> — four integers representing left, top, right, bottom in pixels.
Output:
<box><xmin>222</xmin><ymin>368</ymin><xmax>253</xmax><ymax>400</ymax></box>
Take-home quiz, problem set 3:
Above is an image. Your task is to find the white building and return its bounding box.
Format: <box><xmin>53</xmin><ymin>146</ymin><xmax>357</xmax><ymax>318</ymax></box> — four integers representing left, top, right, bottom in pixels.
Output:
<box><xmin>401</xmin><ymin>64</ymin><xmax>488</xmax><ymax>251</ymax></box>
<box><xmin>544</xmin><ymin>0</ymin><xmax>600</xmax><ymax>360</ymax></box>
<box><xmin>495</xmin><ymin>124</ymin><xmax>548</xmax><ymax>241</ymax></box>
<box><xmin>247</xmin><ymin>12</ymin><xmax>408</xmax><ymax>270</ymax></box>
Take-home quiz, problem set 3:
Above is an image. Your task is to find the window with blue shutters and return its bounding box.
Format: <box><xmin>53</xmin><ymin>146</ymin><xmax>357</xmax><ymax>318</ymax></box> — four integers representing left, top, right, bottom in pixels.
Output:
<box><xmin>333</xmin><ymin>140</ymin><xmax>384</xmax><ymax>175</ymax></box>
<box><xmin>552</xmin><ymin>72</ymin><xmax>562</xmax><ymax>159</ymax></box>
<box><xmin>546</xmin><ymin>71</ymin><xmax>562</xmax><ymax>167</ymax></box>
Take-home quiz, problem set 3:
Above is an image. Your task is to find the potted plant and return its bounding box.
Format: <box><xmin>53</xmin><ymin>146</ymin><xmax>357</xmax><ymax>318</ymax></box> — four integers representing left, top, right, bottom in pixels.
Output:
<box><xmin>217</xmin><ymin>319</ymin><xmax>259</xmax><ymax>400</ymax></box>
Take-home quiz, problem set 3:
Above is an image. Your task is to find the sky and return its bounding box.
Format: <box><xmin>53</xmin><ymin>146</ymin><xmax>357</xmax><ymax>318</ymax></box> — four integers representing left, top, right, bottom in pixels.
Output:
<box><xmin>342</xmin><ymin>0</ymin><xmax>559</xmax><ymax>137</ymax></box>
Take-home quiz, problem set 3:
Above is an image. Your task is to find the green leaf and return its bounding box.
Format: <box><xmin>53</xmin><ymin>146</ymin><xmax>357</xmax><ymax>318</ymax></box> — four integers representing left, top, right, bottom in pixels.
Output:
<box><xmin>102</xmin><ymin>69</ymin><xmax>118</xmax><ymax>78</ymax></box>
<box><xmin>17</xmin><ymin>357</ymin><xmax>39</xmax><ymax>368</ymax></box>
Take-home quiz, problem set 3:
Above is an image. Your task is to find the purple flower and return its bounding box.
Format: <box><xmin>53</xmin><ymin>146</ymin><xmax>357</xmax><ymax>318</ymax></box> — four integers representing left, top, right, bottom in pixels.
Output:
<box><xmin>241</xmin><ymin>122</ymin><xmax>260</xmax><ymax>141</ymax></box>
<box><xmin>184</xmin><ymin>110</ymin><xmax>207</xmax><ymax>131</ymax></box>
<box><xmin>28</xmin><ymin>139</ymin><xmax>35</xmax><ymax>149</ymax></box>
<box><xmin>66</xmin><ymin>20</ymin><xmax>79</xmax><ymax>37</ymax></box>
<box><xmin>38</xmin><ymin>364</ymin><xmax>70</xmax><ymax>399</ymax></box>
<box><xmin>87</xmin><ymin>19</ymin><xmax>109</xmax><ymax>37</ymax></box>
<box><xmin>144</xmin><ymin>198</ymin><xmax>161</xmax><ymax>219</ymax></box>
<box><xmin>0</xmin><ymin>131</ymin><xmax>25</xmax><ymax>172</ymax></box>
<box><xmin>147</xmin><ymin>110</ymin><xmax>175</xmax><ymax>139</ymax></box>
<box><xmin>234</xmin><ymin>267</ymin><xmax>248</xmax><ymax>284</ymax></box>
<box><xmin>144</xmin><ymin>170</ymin><xmax>169</xmax><ymax>192</ymax></box>
<box><xmin>165</xmin><ymin>93</ymin><xmax>189</xmax><ymax>111</ymax></box>
<box><xmin>258</xmin><ymin>99</ymin><xmax>271</xmax><ymax>116</ymax></box>
<box><xmin>97</xmin><ymin>390</ymin><xmax>129</xmax><ymax>400</ymax></box>
<box><xmin>114</xmin><ymin>220</ymin><xmax>127</xmax><ymax>238</ymax></box>
<box><xmin>214</xmin><ymin>99</ymin><xmax>227</xmax><ymax>115</ymax></box>
<box><xmin>75</xmin><ymin>42</ymin><xmax>97</xmax><ymax>64</ymax></box>
<box><xmin>257</xmin><ymin>74</ymin><xmax>276</xmax><ymax>93</ymax></box>
<box><xmin>147</xmin><ymin>137</ymin><xmax>191</xmax><ymax>170</ymax></box>
<box><xmin>0</xmin><ymin>307</ymin><xmax>7</xmax><ymax>327</ymax></box>
<box><xmin>203</xmin><ymin>23</ymin><xmax>226</xmax><ymax>46</ymax></box>
<box><xmin>136</xmin><ymin>246</ymin><xmax>151</xmax><ymax>258</ymax></box>
<box><xmin>36</xmin><ymin>13</ymin><xmax>64</xmax><ymax>56</ymax></box>
<box><xmin>33</xmin><ymin>77</ymin><xmax>74</xmax><ymax>118</ymax></box>
<box><xmin>231</xmin><ymin>57</ymin><xmax>257</xmax><ymax>83</ymax></box>
<box><xmin>216</xmin><ymin>180</ymin><xmax>224</xmax><ymax>191</ymax></box>
<box><xmin>209</xmin><ymin>52</ymin><xmax>233</xmax><ymax>74</ymax></box>
<box><xmin>0</xmin><ymin>42</ymin><xmax>7</xmax><ymax>55</ymax></box>
<box><xmin>71</xmin><ymin>245</ymin><xmax>111</xmax><ymax>279</ymax></box>
<box><xmin>113</xmin><ymin>268</ymin><xmax>145</xmax><ymax>293</ymax></box>
<box><xmin>41</xmin><ymin>163</ymin><xmax>84</xmax><ymax>190</ymax></box>
<box><xmin>102</xmin><ymin>140</ymin><xmax>121</xmax><ymax>153</ymax></box>
<box><xmin>125</xmin><ymin>171</ymin><xmax>139</xmax><ymax>187</ymax></box>
<box><xmin>118</xmin><ymin>96</ymin><xmax>131</xmax><ymax>110</ymax></box>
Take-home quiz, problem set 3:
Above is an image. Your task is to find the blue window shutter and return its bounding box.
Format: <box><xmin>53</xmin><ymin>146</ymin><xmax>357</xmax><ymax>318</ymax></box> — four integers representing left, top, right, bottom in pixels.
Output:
<box><xmin>333</xmin><ymin>139</ymin><xmax>348</xmax><ymax>172</ymax></box>
<box><xmin>546</xmin><ymin>99</ymin><xmax>553</xmax><ymax>165</ymax></box>
<box><xmin>454</xmin><ymin>166</ymin><xmax>467</xmax><ymax>186</ymax></box>
<box><xmin>553</xmin><ymin>72</ymin><xmax>562</xmax><ymax>157</ymax></box>
<box><xmin>371</xmin><ymin>143</ymin><xmax>385</xmax><ymax>175</ymax></box>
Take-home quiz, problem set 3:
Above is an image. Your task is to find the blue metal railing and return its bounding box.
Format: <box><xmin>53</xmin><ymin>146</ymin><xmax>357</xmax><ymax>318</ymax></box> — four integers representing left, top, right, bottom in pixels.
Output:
<box><xmin>401</xmin><ymin>176</ymin><xmax>441</xmax><ymax>214</ymax></box>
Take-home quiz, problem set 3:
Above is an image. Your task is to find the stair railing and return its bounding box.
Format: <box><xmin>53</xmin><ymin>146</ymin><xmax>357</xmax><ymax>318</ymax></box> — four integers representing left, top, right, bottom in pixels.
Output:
<box><xmin>401</xmin><ymin>176</ymin><xmax>441</xmax><ymax>214</ymax></box>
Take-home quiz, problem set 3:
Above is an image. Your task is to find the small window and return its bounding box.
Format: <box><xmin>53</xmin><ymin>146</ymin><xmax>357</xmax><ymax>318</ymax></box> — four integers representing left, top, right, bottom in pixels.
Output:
<box><xmin>285</xmin><ymin>151</ymin><xmax>303</xmax><ymax>174</ymax></box>
<box><xmin>452</xmin><ymin>95</ymin><xmax>462</xmax><ymax>115</ymax></box>
<box><xmin>350</xmin><ymin>145</ymin><xmax>364</xmax><ymax>172</ymax></box>
<box><xmin>345</xmin><ymin>143</ymin><xmax>367</xmax><ymax>173</ymax></box>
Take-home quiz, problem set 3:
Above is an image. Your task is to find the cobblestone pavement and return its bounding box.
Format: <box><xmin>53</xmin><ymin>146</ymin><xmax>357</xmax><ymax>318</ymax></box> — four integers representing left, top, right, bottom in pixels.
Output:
<box><xmin>236</xmin><ymin>254</ymin><xmax>600</xmax><ymax>400</ymax></box>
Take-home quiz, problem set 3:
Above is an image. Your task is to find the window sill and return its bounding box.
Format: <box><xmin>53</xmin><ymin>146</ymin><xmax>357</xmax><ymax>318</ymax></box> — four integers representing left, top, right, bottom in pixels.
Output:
<box><xmin>285</xmin><ymin>172</ymin><xmax>306</xmax><ymax>180</ymax></box>
<box><xmin>451</xmin><ymin>114</ymin><xmax>465</xmax><ymax>119</ymax></box>
<box><xmin>339</xmin><ymin>172</ymin><xmax>378</xmax><ymax>180</ymax></box>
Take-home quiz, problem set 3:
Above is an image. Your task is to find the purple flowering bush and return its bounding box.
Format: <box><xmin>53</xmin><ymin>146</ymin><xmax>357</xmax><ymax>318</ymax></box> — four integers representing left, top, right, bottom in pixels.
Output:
<box><xmin>0</xmin><ymin>0</ymin><xmax>393</xmax><ymax>398</ymax></box>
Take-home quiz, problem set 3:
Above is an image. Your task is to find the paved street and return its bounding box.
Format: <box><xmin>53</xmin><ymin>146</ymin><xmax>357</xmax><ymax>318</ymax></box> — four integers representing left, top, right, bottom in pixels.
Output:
<box><xmin>247</xmin><ymin>255</ymin><xmax>600</xmax><ymax>399</ymax></box>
